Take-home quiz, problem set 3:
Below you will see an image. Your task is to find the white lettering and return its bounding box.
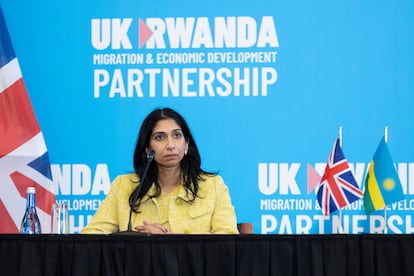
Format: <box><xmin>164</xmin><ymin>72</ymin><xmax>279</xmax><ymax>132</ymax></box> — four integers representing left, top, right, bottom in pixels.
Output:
<box><xmin>91</xmin><ymin>18</ymin><xmax>132</xmax><ymax>50</ymax></box>
<box><xmin>279</xmin><ymin>215</ymin><xmax>292</xmax><ymax>234</ymax></box>
<box><xmin>370</xmin><ymin>215</ymin><xmax>386</xmax><ymax>233</ymax></box>
<box><xmin>279</xmin><ymin>163</ymin><xmax>300</xmax><ymax>195</ymax></box>
<box><xmin>296</xmin><ymin>215</ymin><xmax>312</xmax><ymax>234</ymax></box>
<box><xmin>91</xmin><ymin>164</ymin><xmax>111</xmax><ymax>195</ymax></box>
<box><xmin>145</xmin><ymin>18</ymin><xmax>167</xmax><ymax>48</ymax></box>
<box><xmin>51</xmin><ymin>164</ymin><xmax>71</xmax><ymax>195</ymax></box>
<box><xmin>51</xmin><ymin>164</ymin><xmax>111</xmax><ymax>195</ymax></box>
<box><xmin>313</xmin><ymin>215</ymin><xmax>329</xmax><ymax>234</ymax></box>
<box><xmin>388</xmin><ymin>215</ymin><xmax>403</xmax><ymax>234</ymax></box>
<box><xmin>109</xmin><ymin>69</ymin><xmax>126</xmax><ymax>97</ymax></box>
<box><xmin>192</xmin><ymin>17</ymin><xmax>213</xmax><ymax>48</ymax></box>
<box><xmin>261</xmin><ymin>214</ymin><xmax>277</xmax><ymax>234</ymax></box>
<box><xmin>144</xmin><ymin>16</ymin><xmax>279</xmax><ymax>49</ymax></box>
<box><xmin>91</xmin><ymin>19</ymin><xmax>111</xmax><ymax>50</ymax></box>
<box><xmin>94</xmin><ymin>67</ymin><xmax>277</xmax><ymax>98</ymax></box>
<box><xmin>214</xmin><ymin>17</ymin><xmax>236</xmax><ymax>48</ymax></box>
<box><xmin>257</xmin><ymin>16</ymin><xmax>279</xmax><ymax>47</ymax></box>
<box><xmin>405</xmin><ymin>215</ymin><xmax>414</xmax><ymax>233</ymax></box>
<box><xmin>332</xmin><ymin>214</ymin><xmax>349</xmax><ymax>233</ymax></box>
<box><xmin>94</xmin><ymin>69</ymin><xmax>110</xmax><ymax>98</ymax></box>
<box><xmin>351</xmin><ymin>215</ymin><xmax>365</xmax><ymax>233</ymax></box>
<box><xmin>258</xmin><ymin>163</ymin><xmax>278</xmax><ymax>195</ymax></box>
<box><xmin>237</xmin><ymin>17</ymin><xmax>256</xmax><ymax>48</ymax></box>
<box><xmin>165</xmin><ymin>17</ymin><xmax>194</xmax><ymax>48</ymax></box>
<box><xmin>111</xmin><ymin>19</ymin><xmax>133</xmax><ymax>49</ymax></box>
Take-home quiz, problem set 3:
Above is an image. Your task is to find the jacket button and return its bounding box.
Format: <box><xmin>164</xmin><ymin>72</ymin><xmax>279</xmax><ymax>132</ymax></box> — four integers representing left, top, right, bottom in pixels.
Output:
<box><xmin>175</xmin><ymin>198</ymin><xmax>182</xmax><ymax>206</ymax></box>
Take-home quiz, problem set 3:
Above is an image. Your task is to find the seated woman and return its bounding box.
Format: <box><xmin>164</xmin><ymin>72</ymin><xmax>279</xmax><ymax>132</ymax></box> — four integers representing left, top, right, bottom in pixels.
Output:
<box><xmin>81</xmin><ymin>107</ymin><xmax>238</xmax><ymax>234</ymax></box>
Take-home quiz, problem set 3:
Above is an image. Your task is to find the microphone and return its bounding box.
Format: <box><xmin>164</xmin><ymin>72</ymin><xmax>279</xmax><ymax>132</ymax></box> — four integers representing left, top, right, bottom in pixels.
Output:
<box><xmin>126</xmin><ymin>150</ymin><xmax>155</xmax><ymax>232</ymax></box>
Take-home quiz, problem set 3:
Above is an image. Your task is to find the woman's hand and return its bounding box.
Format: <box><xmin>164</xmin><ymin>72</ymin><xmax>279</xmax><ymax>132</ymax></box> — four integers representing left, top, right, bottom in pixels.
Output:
<box><xmin>134</xmin><ymin>220</ymin><xmax>169</xmax><ymax>234</ymax></box>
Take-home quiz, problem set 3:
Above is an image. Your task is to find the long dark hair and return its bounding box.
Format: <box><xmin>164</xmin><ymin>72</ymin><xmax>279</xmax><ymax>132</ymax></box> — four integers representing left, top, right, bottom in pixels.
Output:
<box><xmin>129</xmin><ymin>107</ymin><xmax>215</xmax><ymax>212</ymax></box>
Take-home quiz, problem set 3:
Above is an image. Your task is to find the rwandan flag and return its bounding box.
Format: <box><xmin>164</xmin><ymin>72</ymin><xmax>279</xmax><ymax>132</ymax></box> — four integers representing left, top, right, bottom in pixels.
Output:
<box><xmin>363</xmin><ymin>137</ymin><xmax>404</xmax><ymax>213</ymax></box>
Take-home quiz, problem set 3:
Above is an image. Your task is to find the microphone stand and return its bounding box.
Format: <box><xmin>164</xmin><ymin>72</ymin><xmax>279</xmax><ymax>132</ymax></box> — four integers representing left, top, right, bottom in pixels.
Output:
<box><xmin>126</xmin><ymin>150</ymin><xmax>155</xmax><ymax>232</ymax></box>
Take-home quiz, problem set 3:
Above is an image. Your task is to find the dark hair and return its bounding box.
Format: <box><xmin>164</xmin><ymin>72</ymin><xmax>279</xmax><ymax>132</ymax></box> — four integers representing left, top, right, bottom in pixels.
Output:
<box><xmin>129</xmin><ymin>107</ymin><xmax>214</xmax><ymax>212</ymax></box>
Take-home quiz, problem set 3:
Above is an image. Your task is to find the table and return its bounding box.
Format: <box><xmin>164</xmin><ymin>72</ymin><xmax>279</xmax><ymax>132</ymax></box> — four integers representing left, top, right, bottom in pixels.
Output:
<box><xmin>0</xmin><ymin>234</ymin><xmax>413</xmax><ymax>276</ymax></box>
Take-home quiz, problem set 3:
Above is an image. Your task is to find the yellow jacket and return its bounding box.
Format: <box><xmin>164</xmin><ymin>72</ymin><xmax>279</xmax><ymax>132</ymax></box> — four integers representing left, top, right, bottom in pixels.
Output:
<box><xmin>81</xmin><ymin>173</ymin><xmax>239</xmax><ymax>234</ymax></box>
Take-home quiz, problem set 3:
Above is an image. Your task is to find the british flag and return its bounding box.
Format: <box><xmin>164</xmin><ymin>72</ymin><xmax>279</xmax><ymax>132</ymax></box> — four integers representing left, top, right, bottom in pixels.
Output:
<box><xmin>317</xmin><ymin>138</ymin><xmax>363</xmax><ymax>215</ymax></box>
<box><xmin>0</xmin><ymin>5</ymin><xmax>55</xmax><ymax>233</ymax></box>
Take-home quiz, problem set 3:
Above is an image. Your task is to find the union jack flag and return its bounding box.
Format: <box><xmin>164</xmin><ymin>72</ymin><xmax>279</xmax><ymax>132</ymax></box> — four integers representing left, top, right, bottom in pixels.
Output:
<box><xmin>0</xmin><ymin>5</ymin><xmax>55</xmax><ymax>233</ymax></box>
<box><xmin>317</xmin><ymin>138</ymin><xmax>363</xmax><ymax>215</ymax></box>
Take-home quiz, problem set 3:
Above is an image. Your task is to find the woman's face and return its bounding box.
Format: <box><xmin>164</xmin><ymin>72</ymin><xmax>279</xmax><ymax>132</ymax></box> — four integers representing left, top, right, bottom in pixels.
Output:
<box><xmin>147</xmin><ymin>118</ymin><xmax>189</xmax><ymax>168</ymax></box>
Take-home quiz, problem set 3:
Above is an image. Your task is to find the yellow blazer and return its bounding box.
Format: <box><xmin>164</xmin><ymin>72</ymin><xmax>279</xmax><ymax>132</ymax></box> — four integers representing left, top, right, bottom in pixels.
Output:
<box><xmin>81</xmin><ymin>173</ymin><xmax>239</xmax><ymax>234</ymax></box>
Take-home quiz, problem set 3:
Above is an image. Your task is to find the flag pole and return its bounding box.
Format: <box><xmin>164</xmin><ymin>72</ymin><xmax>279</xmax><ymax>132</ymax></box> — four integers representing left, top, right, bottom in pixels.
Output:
<box><xmin>383</xmin><ymin>126</ymin><xmax>388</xmax><ymax>233</ymax></box>
<box><xmin>338</xmin><ymin>126</ymin><xmax>344</xmax><ymax>234</ymax></box>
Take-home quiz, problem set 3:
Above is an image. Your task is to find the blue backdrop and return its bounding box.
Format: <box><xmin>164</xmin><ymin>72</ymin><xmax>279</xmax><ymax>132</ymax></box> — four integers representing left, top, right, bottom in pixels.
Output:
<box><xmin>2</xmin><ymin>0</ymin><xmax>414</xmax><ymax>233</ymax></box>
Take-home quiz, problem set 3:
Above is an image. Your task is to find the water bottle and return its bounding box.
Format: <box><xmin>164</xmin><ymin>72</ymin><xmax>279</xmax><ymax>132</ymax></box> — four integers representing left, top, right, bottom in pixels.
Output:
<box><xmin>20</xmin><ymin>187</ymin><xmax>42</xmax><ymax>234</ymax></box>
<box><xmin>51</xmin><ymin>202</ymin><xmax>69</xmax><ymax>234</ymax></box>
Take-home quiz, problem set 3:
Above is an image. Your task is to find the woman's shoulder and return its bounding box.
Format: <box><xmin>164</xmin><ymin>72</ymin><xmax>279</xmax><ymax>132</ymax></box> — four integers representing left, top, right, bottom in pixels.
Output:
<box><xmin>111</xmin><ymin>173</ymin><xmax>139</xmax><ymax>189</ymax></box>
<box><xmin>199</xmin><ymin>173</ymin><xmax>226</xmax><ymax>188</ymax></box>
<box><xmin>196</xmin><ymin>174</ymin><xmax>230</xmax><ymax>199</ymax></box>
<box><xmin>114</xmin><ymin>173</ymin><xmax>139</xmax><ymax>182</ymax></box>
<box><xmin>200</xmin><ymin>173</ymin><xmax>221</xmax><ymax>181</ymax></box>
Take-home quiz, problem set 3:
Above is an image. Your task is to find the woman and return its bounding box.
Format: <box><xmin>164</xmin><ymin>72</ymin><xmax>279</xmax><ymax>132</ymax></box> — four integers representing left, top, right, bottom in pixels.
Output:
<box><xmin>81</xmin><ymin>107</ymin><xmax>239</xmax><ymax>234</ymax></box>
